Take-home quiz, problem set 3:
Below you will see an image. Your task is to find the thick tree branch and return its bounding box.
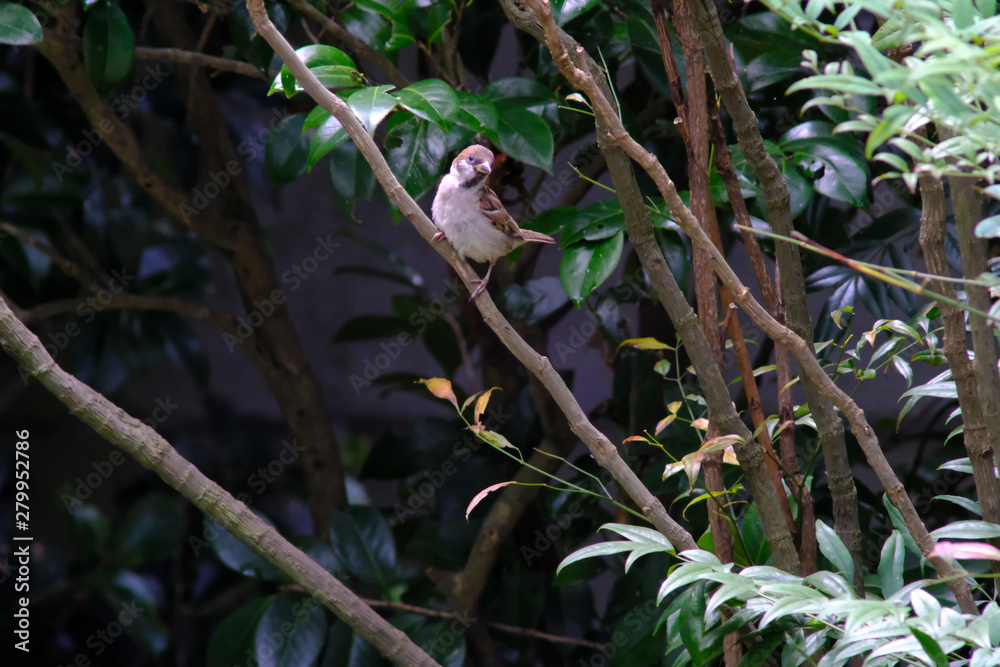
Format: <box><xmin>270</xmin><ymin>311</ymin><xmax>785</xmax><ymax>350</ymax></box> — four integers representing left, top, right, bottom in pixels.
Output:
<box><xmin>0</xmin><ymin>296</ymin><xmax>439</xmax><ymax>667</ymax></box>
<box><xmin>520</xmin><ymin>0</ymin><xmax>975</xmax><ymax>612</ymax></box>
<box><xmin>244</xmin><ymin>0</ymin><xmax>699</xmax><ymax>553</ymax></box>
<box><xmin>918</xmin><ymin>173</ymin><xmax>1000</xmax><ymax>572</ymax></box>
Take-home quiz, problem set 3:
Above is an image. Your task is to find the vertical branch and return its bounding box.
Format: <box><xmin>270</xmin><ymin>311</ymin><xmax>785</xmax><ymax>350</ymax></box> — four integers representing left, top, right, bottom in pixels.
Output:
<box><xmin>684</xmin><ymin>0</ymin><xmax>861</xmax><ymax>586</ymax></box>
<box><xmin>918</xmin><ymin>173</ymin><xmax>1000</xmax><ymax>571</ymax></box>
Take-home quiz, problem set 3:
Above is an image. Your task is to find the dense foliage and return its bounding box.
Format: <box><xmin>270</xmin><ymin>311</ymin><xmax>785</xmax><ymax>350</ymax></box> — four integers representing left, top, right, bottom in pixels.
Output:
<box><xmin>2</xmin><ymin>0</ymin><xmax>1000</xmax><ymax>665</ymax></box>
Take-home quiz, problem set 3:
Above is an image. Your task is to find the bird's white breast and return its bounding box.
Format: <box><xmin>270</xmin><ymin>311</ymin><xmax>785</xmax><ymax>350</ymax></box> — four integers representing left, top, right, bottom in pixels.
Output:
<box><xmin>432</xmin><ymin>175</ymin><xmax>519</xmax><ymax>263</ymax></box>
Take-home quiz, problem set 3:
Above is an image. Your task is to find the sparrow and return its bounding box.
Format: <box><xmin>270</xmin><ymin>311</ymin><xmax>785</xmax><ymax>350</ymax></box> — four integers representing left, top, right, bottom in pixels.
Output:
<box><xmin>431</xmin><ymin>145</ymin><xmax>555</xmax><ymax>299</ymax></box>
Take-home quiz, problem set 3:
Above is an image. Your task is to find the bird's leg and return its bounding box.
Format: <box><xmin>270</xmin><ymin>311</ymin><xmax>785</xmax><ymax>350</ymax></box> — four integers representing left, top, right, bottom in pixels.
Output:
<box><xmin>469</xmin><ymin>260</ymin><xmax>495</xmax><ymax>300</ymax></box>
<box><xmin>432</xmin><ymin>231</ymin><xmax>446</xmax><ymax>241</ymax></box>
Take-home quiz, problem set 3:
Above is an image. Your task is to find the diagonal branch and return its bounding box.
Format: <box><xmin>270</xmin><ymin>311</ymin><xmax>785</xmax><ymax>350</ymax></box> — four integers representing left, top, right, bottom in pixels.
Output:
<box><xmin>520</xmin><ymin>0</ymin><xmax>975</xmax><ymax>613</ymax></box>
<box><xmin>244</xmin><ymin>0</ymin><xmax>699</xmax><ymax>554</ymax></box>
<box><xmin>0</xmin><ymin>296</ymin><xmax>439</xmax><ymax>667</ymax></box>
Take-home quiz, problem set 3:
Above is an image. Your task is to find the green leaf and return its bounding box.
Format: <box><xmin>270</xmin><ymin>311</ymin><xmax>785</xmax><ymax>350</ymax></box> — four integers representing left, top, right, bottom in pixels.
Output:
<box><xmin>678</xmin><ymin>583</ymin><xmax>710</xmax><ymax>663</ymax></box>
<box><xmin>746</xmin><ymin>50</ymin><xmax>806</xmax><ymax>92</ymax></box>
<box><xmin>737</xmin><ymin>632</ymin><xmax>785</xmax><ymax>667</ymax></box>
<box><xmin>910</xmin><ymin>628</ymin><xmax>949</xmax><ymax>667</ymax></box>
<box><xmin>392</xmin><ymin>79</ymin><xmax>459</xmax><ymax>129</ymax></box>
<box><xmin>207</xmin><ymin>597</ymin><xmax>273</xmax><ymax>667</ymax></box>
<box><xmin>265</xmin><ymin>113</ymin><xmax>309</xmax><ymax>185</ymax></box>
<box><xmin>308</xmin><ymin>111</ymin><xmax>348</xmax><ymax>168</ymax></box>
<box><xmin>0</xmin><ymin>3</ymin><xmax>42</xmax><ymax>45</ymax></box>
<box><xmin>557</xmin><ymin>540</ymin><xmax>644</xmax><ymax>574</ymax></box>
<box><xmin>206</xmin><ymin>517</ymin><xmax>285</xmax><ymax>581</ymax></box>
<box><xmin>782</xmin><ymin>138</ymin><xmax>869</xmax><ymax>208</ymax></box>
<box><xmin>454</xmin><ymin>92</ymin><xmax>499</xmax><ymax>140</ymax></box>
<box><xmin>111</xmin><ymin>494</ymin><xmax>185</xmax><ymax>565</ymax></box>
<box><xmin>559</xmin><ymin>199</ymin><xmax>625</xmax><ymax>247</ymax></box>
<box><xmin>626</xmin><ymin>12</ymin><xmax>674</xmax><ymax>99</ymax></box>
<box><xmin>255</xmin><ymin>592</ymin><xmax>328</xmax><ymax>667</ymax></box>
<box><xmin>329</xmin><ymin>506</ymin><xmax>397</xmax><ymax>591</ymax></box>
<box><xmin>500</xmin><ymin>276</ymin><xmax>569</xmax><ymax>324</ymax></box>
<box><xmin>385</xmin><ymin>117</ymin><xmax>447</xmax><ymax>200</ymax></box>
<box><xmin>816</xmin><ymin>520</ymin><xmax>854</xmax><ymax>583</ymax></box>
<box><xmin>319</xmin><ymin>622</ymin><xmax>382</xmax><ymax>666</ymax></box>
<box><xmin>269</xmin><ymin>45</ymin><xmax>358</xmax><ymax>96</ymax></box>
<box><xmin>495</xmin><ymin>107</ymin><xmax>554</xmax><ymax>172</ymax></box>
<box><xmin>930</xmin><ymin>520</ymin><xmax>1000</xmax><ymax>541</ymax></box>
<box><xmin>975</xmin><ymin>214</ymin><xmax>1000</xmax><ymax>239</ymax></box>
<box><xmin>347</xmin><ymin>85</ymin><xmax>398</xmax><ymax>135</ymax></box>
<box><xmin>329</xmin><ymin>142</ymin><xmax>376</xmax><ymax>222</ymax></box>
<box><xmin>560</xmin><ymin>231</ymin><xmax>624</xmax><ymax>305</ymax></box>
<box><xmin>878</xmin><ymin>530</ymin><xmax>905</xmax><ymax>597</ymax></box>
<box><xmin>933</xmin><ymin>495</ymin><xmax>982</xmax><ymax>516</ymax></box>
<box><xmin>82</xmin><ymin>0</ymin><xmax>135</xmax><ymax>97</ymax></box>
<box><xmin>552</xmin><ymin>0</ymin><xmax>602</xmax><ymax>24</ymax></box>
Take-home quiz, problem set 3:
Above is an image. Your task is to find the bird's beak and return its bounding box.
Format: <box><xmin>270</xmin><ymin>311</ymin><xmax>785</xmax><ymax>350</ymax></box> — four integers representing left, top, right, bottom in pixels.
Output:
<box><xmin>475</xmin><ymin>161</ymin><xmax>492</xmax><ymax>175</ymax></box>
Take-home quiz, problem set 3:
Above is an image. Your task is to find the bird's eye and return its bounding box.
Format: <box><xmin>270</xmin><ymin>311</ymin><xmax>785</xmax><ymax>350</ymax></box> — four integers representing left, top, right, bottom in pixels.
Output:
<box><xmin>467</xmin><ymin>156</ymin><xmax>475</xmax><ymax>163</ymax></box>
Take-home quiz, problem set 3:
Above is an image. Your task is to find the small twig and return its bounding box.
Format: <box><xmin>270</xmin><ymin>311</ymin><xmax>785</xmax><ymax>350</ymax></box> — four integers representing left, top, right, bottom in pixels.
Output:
<box><xmin>134</xmin><ymin>46</ymin><xmax>272</xmax><ymax>79</ymax></box>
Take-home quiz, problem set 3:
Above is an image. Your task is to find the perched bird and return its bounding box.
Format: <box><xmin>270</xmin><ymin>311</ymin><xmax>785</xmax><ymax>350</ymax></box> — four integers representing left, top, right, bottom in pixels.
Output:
<box><xmin>431</xmin><ymin>145</ymin><xmax>555</xmax><ymax>299</ymax></box>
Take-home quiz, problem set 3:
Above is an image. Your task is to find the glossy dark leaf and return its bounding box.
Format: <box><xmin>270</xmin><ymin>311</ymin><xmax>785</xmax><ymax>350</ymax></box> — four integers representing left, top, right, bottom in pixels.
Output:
<box><xmin>269</xmin><ymin>45</ymin><xmax>358</xmax><ymax>97</ymax></box>
<box><xmin>207</xmin><ymin>597</ymin><xmax>273</xmax><ymax>667</ymax></box>
<box><xmin>551</xmin><ymin>0</ymin><xmax>602</xmax><ymax>24</ymax></box>
<box><xmin>655</xmin><ymin>228</ymin><xmax>690</xmax><ymax>296</ymax></box>
<box><xmin>333</xmin><ymin>314</ymin><xmax>405</xmax><ymax>342</ymax></box>
<box><xmin>392</xmin><ymin>79</ymin><xmax>459</xmax><ymax>129</ymax></box>
<box><xmin>67</xmin><ymin>501</ymin><xmax>110</xmax><ymax>559</ymax></box>
<box><xmin>265</xmin><ymin>113</ymin><xmax>309</xmax><ymax>185</ymax></box>
<box><xmin>329</xmin><ymin>506</ymin><xmax>397</xmax><ymax>590</ymax></box>
<box><xmin>678</xmin><ymin>583</ymin><xmax>709</xmax><ymax>664</ymax></box>
<box><xmin>495</xmin><ymin>107</ymin><xmax>554</xmax><ymax>172</ymax></box>
<box><xmin>97</xmin><ymin>570</ymin><xmax>168</xmax><ymax>654</ymax></box>
<box><xmin>385</xmin><ymin>117</ymin><xmax>447</xmax><ymax>199</ymax></box>
<box><xmin>206</xmin><ymin>517</ymin><xmax>284</xmax><ymax>581</ymax></box>
<box><xmin>526</xmin><ymin>206</ymin><xmax>577</xmax><ymax>236</ymax></box>
<box><xmin>308</xmin><ymin>108</ymin><xmax>349</xmax><ymax>168</ymax></box>
<box><xmin>559</xmin><ymin>199</ymin><xmax>626</xmax><ymax>247</ymax></box>
<box><xmin>290</xmin><ymin>535</ymin><xmax>341</xmax><ymax>575</ymax></box>
<box><xmin>560</xmin><ymin>232</ymin><xmax>625</xmax><ymax>305</ymax></box>
<box><xmin>82</xmin><ymin>1</ymin><xmax>135</xmax><ymax>97</ymax></box>
<box><xmin>746</xmin><ymin>50</ymin><xmax>806</xmax><ymax>92</ymax></box>
<box><xmin>454</xmin><ymin>92</ymin><xmax>499</xmax><ymax>141</ymax></box>
<box><xmin>329</xmin><ymin>142</ymin><xmax>376</xmax><ymax>222</ymax></box>
<box><xmin>626</xmin><ymin>12</ymin><xmax>674</xmax><ymax>99</ymax></box>
<box><xmin>346</xmin><ymin>84</ymin><xmax>398</xmax><ymax>134</ymax></box>
<box><xmin>0</xmin><ymin>3</ymin><xmax>42</xmax><ymax>45</ymax></box>
<box><xmin>318</xmin><ymin>622</ymin><xmax>383</xmax><ymax>667</ymax></box>
<box><xmin>111</xmin><ymin>494</ymin><xmax>185</xmax><ymax>565</ymax></box>
<box><xmin>501</xmin><ymin>276</ymin><xmax>569</xmax><ymax>324</ymax></box>
<box><xmin>254</xmin><ymin>592</ymin><xmax>328</xmax><ymax>667</ymax></box>
<box><xmin>782</xmin><ymin>137</ymin><xmax>869</xmax><ymax>208</ymax></box>
<box><xmin>360</xmin><ymin>416</ymin><xmax>464</xmax><ymax>479</ymax></box>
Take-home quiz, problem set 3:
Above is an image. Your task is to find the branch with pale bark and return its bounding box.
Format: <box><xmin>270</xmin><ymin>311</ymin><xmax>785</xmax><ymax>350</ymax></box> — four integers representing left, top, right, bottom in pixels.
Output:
<box><xmin>0</xmin><ymin>296</ymin><xmax>440</xmax><ymax>667</ymax></box>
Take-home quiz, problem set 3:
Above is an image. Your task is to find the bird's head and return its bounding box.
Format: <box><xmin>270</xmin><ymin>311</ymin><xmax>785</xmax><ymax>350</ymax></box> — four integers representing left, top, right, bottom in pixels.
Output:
<box><xmin>450</xmin><ymin>145</ymin><xmax>494</xmax><ymax>188</ymax></box>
